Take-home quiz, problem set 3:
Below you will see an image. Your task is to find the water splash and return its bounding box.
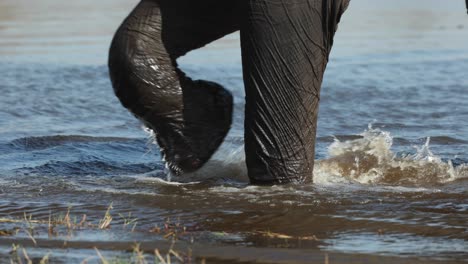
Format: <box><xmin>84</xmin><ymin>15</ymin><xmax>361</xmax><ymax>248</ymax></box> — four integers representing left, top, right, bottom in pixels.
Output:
<box><xmin>315</xmin><ymin>125</ymin><xmax>468</xmax><ymax>186</ymax></box>
<box><xmin>411</xmin><ymin>137</ymin><xmax>440</xmax><ymax>163</ymax></box>
<box><xmin>143</xmin><ymin>122</ymin><xmax>468</xmax><ymax>186</ymax></box>
<box><xmin>179</xmin><ymin>144</ymin><xmax>248</xmax><ymax>183</ymax></box>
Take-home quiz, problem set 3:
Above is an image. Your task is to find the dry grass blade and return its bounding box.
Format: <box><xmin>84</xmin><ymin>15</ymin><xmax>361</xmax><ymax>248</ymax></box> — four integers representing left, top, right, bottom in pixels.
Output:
<box><xmin>94</xmin><ymin>247</ymin><xmax>109</xmax><ymax>264</ymax></box>
<box><xmin>0</xmin><ymin>218</ymin><xmax>44</xmax><ymax>224</ymax></box>
<box><xmin>169</xmin><ymin>250</ymin><xmax>183</xmax><ymax>262</ymax></box>
<box><xmin>99</xmin><ymin>217</ymin><xmax>112</xmax><ymax>230</ymax></box>
<box><xmin>12</xmin><ymin>244</ymin><xmax>23</xmax><ymax>264</ymax></box>
<box><xmin>163</xmin><ymin>232</ymin><xmax>174</xmax><ymax>239</ymax></box>
<box><xmin>99</xmin><ymin>203</ymin><xmax>113</xmax><ymax>229</ymax></box>
<box><xmin>22</xmin><ymin>248</ymin><xmax>32</xmax><ymax>264</ymax></box>
<box><xmin>63</xmin><ymin>208</ymin><xmax>72</xmax><ymax>229</ymax></box>
<box><xmin>154</xmin><ymin>249</ymin><xmax>166</xmax><ymax>264</ymax></box>
<box><xmin>255</xmin><ymin>231</ymin><xmax>319</xmax><ymax>241</ymax></box>
<box><xmin>39</xmin><ymin>253</ymin><xmax>50</xmax><ymax>264</ymax></box>
<box><xmin>132</xmin><ymin>244</ymin><xmax>147</xmax><ymax>264</ymax></box>
<box><xmin>48</xmin><ymin>212</ymin><xmax>52</xmax><ymax>235</ymax></box>
<box><xmin>119</xmin><ymin>212</ymin><xmax>138</xmax><ymax>229</ymax></box>
<box><xmin>79</xmin><ymin>214</ymin><xmax>87</xmax><ymax>227</ymax></box>
<box><xmin>24</xmin><ymin>229</ymin><xmax>37</xmax><ymax>246</ymax></box>
<box><xmin>0</xmin><ymin>229</ymin><xmax>15</xmax><ymax>236</ymax></box>
<box><xmin>80</xmin><ymin>256</ymin><xmax>94</xmax><ymax>264</ymax></box>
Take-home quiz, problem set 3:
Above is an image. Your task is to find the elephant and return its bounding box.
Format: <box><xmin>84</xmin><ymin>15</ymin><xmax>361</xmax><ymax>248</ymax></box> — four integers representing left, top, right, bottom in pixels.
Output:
<box><xmin>108</xmin><ymin>0</ymin><xmax>350</xmax><ymax>185</ymax></box>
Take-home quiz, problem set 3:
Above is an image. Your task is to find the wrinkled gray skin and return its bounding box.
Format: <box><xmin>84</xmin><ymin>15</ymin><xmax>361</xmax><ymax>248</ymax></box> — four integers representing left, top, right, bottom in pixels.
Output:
<box><xmin>109</xmin><ymin>0</ymin><xmax>349</xmax><ymax>184</ymax></box>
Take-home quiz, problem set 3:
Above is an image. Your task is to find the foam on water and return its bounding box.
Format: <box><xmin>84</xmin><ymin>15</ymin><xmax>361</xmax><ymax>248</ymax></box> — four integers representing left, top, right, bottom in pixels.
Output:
<box><xmin>315</xmin><ymin>125</ymin><xmax>468</xmax><ymax>187</ymax></box>
<box><xmin>142</xmin><ymin>124</ymin><xmax>249</xmax><ymax>184</ymax></box>
<box><xmin>182</xmin><ymin>144</ymin><xmax>249</xmax><ymax>182</ymax></box>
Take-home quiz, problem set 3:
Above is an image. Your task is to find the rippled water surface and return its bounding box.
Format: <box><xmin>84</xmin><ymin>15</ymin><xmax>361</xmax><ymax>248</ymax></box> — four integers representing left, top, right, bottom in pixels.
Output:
<box><xmin>1</xmin><ymin>0</ymin><xmax>467</xmax><ymax>263</ymax></box>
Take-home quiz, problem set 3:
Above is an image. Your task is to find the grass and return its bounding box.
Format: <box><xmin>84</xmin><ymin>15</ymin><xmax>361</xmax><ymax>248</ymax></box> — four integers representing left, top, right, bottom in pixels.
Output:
<box><xmin>1</xmin><ymin>203</ymin><xmax>199</xmax><ymax>263</ymax></box>
<box><xmin>9</xmin><ymin>243</ymin><xmax>196</xmax><ymax>264</ymax></box>
<box><xmin>0</xmin><ymin>203</ymin><xmax>154</xmax><ymax>239</ymax></box>
<box><xmin>9</xmin><ymin>244</ymin><xmax>50</xmax><ymax>264</ymax></box>
<box><xmin>1</xmin><ymin>204</ymin><xmax>326</xmax><ymax>264</ymax></box>
<box><xmin>93</xmin><ymin>244</ymin><xmax>190</xmax><ymax>264</ymax></box>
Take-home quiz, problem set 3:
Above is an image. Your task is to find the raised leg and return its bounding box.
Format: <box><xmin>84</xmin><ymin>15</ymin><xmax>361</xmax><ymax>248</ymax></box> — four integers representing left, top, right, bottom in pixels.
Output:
<box><xmin>108</xmin><ymin>0</ymin><xmax>243</xmax><ymax>174</ymax></box>
<box><xmin>241</xmin><ymin>0</ymin><xmax>349</xmax><ymax>184</ymax></box>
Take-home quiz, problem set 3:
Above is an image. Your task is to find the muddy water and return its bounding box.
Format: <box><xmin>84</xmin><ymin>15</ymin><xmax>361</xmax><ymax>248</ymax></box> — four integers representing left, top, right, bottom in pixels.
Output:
<box><xmin>1</xmin><ymin>0</ymin><xmax>468</xmax><ymax>263</ymax></box>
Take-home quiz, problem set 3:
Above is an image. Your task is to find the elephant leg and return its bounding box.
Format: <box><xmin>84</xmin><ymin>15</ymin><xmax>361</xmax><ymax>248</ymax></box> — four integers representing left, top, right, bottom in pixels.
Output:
<box><xmin>241</xmin><ymin>0</ymin><xmax>349</xmax><ymax>184</ymax></box>
<box><xmin>108</xmin><ymin>0</ymin><xmax>243</xmax><ymax>174</ymax></box>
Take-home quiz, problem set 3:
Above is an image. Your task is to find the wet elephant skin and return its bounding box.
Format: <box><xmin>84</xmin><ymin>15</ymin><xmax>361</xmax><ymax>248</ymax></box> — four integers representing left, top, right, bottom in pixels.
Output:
<box><xmin>108</xmin><ymin>0</ymin><xmax>349</xmax><ymax>184</ymax></box>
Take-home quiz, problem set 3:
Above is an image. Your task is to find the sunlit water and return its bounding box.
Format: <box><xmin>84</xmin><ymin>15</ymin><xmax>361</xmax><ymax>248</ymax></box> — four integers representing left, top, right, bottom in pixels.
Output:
<box><xmin>1</xmin><ymin>0</ymin><xmax>467</xmax><ymax>263</ymax></box>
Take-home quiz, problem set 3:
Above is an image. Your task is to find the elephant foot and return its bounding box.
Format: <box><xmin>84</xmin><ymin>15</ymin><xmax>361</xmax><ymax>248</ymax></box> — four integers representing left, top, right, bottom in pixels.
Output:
<box><xmin>152</xmin><ymin>80</ymin><xmax>233</xmax><ymax>175</ymax></box>
<box><xmin>108</xmin><ymin>0</ymin><xmax>237</xmax><ymax>176</ymax></box>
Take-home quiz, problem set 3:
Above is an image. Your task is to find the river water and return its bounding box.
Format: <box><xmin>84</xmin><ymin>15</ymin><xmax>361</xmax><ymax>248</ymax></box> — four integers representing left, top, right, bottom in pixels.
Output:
<box><xmin>0</xmin><ymin>0</ymin><xmax>467</xmax><ymax>263</ymax></box>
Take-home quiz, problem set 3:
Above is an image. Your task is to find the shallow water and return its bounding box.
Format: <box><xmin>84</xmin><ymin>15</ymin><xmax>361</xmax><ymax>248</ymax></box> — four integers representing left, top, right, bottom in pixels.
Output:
<box><xmin>1</xmin><ymin>0</ymin><xmax>468</xmax><ymax>263</ymax></box>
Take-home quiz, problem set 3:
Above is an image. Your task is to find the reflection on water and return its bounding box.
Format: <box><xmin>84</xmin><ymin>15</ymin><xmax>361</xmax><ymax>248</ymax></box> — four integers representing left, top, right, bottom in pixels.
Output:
<box><xmin>0</xmin><ymin>0</ymin><xmax>468</xmax><ymax>263</ymax></box>
<box><xmin>0</xmin><ymin>0</ymin><xmax>139</xmax><ymax>64</ymax></box>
